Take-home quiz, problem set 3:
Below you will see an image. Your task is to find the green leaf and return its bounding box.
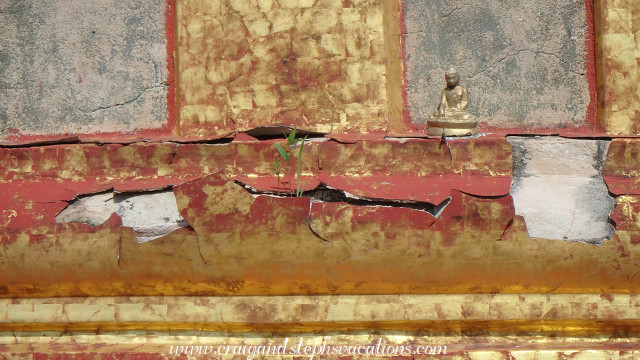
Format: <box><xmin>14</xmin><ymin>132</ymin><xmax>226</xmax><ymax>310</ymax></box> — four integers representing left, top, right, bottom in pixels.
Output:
<box><xmin>287</xmin><ymin>128</ymin><xmax>297</xmax><ymax>145</ymax></box>
<box><xmin>273</xmin><ymin>159</ymin><xmax>281</xmax><ymax>175</ymax></box>
<box><xmin>275</xmin><ymin>143</ymin><xmax>290</xmax><ymax>161</ymax></box>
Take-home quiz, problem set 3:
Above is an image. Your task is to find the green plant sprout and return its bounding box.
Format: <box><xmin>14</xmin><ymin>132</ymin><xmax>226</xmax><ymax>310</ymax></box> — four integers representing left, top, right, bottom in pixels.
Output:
<box><xmin>273</xmin><ymin>158</ymin><xmax>282</xmax><ymax>190</ymax></box>
<box><xmin>273</xmin><ymin>128</ymin><xmax>308</xmax><ymax>197</ymax></box>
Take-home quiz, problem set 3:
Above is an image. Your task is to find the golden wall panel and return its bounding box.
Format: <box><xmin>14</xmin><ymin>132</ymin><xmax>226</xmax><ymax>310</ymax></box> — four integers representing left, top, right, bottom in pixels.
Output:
<box><xmin>600</xmin><ymin>0</ymin><xmax>640</xmax><ymax>134</ymax></box>
<box><xmin>177</xmin><ymin>0</ymin><xmax>399</xmax><ymax>137</ymax></box>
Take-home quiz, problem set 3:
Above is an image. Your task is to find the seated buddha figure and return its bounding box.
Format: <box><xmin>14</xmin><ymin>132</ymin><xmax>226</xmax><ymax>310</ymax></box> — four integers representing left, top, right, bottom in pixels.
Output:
<box><xmin>428</xmin><ymin>68</ymin><xmax>478</xmax><ymax>136</ymax></box>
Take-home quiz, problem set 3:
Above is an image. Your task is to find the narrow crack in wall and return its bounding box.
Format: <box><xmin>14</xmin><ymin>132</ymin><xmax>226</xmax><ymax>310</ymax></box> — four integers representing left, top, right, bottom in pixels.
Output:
<box><xmin>77</xmin><ymin>84</ymin><xmax>169</xmax><ymax>116</ymax></box>
<box><xmin>235</xmin><ymin>182</ymin><xmax>451</xmax><ymax>218</ymax></box>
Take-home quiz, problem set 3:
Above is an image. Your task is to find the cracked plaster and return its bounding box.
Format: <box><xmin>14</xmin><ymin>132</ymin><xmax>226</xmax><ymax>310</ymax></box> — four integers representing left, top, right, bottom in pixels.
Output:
<box><xmin>509</xmin><ymin>136</ymin><xmax>615</xmax><ymax>243</ymax></box>
<box><xmin>55</xmin><ymin>190</ymin><xmax>187</xmax><ymax>243</ymax></box>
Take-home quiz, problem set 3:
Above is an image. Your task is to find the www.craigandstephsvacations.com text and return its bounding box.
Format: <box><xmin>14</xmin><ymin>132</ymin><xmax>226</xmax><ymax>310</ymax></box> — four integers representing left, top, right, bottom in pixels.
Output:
<box><xmin>169</xmin><ymin>337</ymin><xmax>447</xmax><ymax>358</ymax></box>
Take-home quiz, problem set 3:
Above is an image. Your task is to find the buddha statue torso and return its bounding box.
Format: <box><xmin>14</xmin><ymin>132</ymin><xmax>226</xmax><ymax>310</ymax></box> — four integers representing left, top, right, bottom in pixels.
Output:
<box><xmin>439</xmin><ymin>85</ymin><xmax>470</xmax><ymax>119</ymax></box>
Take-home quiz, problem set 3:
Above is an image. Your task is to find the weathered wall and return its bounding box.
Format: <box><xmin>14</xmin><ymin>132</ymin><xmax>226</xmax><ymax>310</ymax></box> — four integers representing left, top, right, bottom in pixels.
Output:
<box><xmin>3</xmin><ymin>0</ymin><xmax>640</xmax><ymax>356</ymax></box>
<box><xmin>0</xmin><ymin>0</ymin><xmax>638</xmax><ymax>300</ymax></box>
<box><xmin>403</xmin><ymin>0</ymin><xmax>594</xmax><ymax>130</ymax></box>
<box><xmin>0</xmin><ymin>0</ymin><xmax>169</xmax><ymax>142</ymax></box>
<box><xmin>3</xmin><ymin>138</ymin><xmax>640</xmax><ymax>297</ymax></box>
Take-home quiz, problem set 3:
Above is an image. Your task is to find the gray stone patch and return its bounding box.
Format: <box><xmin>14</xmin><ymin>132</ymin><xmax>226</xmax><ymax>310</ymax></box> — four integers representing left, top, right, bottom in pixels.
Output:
<box><xmin>56</xmin><ymin>190</ymin><xmax>187</xmax><ymax>243</ymax></box>
<box><xmin>403</xmin><ymin>0</ymin><xmax>590</xmax><ymax>128</ymax></box>
<box><xmin>0</xmin><ymin>0</ymin><xmax>167</xmax><ymax>141</ymax></box>
<box><xmin>508</xmin><ymin>137</ymin><xmax>615</xmax><ymax>244</ymax></box>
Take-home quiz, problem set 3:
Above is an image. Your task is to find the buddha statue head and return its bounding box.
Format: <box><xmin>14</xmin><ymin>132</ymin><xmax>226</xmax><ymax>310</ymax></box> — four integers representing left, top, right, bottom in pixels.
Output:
<box><xmin>445</xmin><ymin>68</ymin><xmax>460</xmax><ymax>89</ymax></box>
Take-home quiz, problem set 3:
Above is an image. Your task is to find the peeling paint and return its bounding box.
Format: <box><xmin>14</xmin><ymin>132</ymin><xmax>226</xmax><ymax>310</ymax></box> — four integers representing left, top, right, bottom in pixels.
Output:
<box><xmin>6</xmin><ymin>134</ymin><xmax>640</xmax><ymax>296</ymax></box>
<box><xmin>2</xmin><ymin>160</ymin><xmax>640</xmax><ymax>297</ymax></box>
<box><xmin>509</xmin><ymin>136</ymin><xmax>615</xmax><ymax>243</ymax></box>
<box><xmin>0</xmin><ymin>138</ymin><xmax>511</xmax><ymax>236</ymax></box>
<box><xmin>604</xmin><ymin>139</ymin><xmax>640</xmax><ymax>195</ymax></box>
<box><xmin>56</xmin><ymin>190</ymin><xmax>187</xmax><ymax>242</ymax></box>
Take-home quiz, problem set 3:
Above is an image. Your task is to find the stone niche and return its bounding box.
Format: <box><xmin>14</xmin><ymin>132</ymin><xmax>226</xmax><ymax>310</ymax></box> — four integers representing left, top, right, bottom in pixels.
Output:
<box><xmin>403</xmin><ymin>0</ymin><xmax>593</xmax><ymax>130</ymax></box>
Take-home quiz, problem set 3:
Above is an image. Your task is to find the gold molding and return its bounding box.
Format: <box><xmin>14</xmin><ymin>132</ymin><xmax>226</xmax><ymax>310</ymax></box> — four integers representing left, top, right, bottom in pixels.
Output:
<box><xmin>2</xmin><ymin>294</ymin><xmax>640</xmax><ymax>336</ymax></box>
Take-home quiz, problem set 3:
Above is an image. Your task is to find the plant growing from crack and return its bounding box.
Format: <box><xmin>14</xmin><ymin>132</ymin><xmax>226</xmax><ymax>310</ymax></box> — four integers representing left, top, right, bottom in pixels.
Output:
<box><xmin>273</xmin><ymin>128</ymin><xmax>308</xmax><ymax>197</ymax></box>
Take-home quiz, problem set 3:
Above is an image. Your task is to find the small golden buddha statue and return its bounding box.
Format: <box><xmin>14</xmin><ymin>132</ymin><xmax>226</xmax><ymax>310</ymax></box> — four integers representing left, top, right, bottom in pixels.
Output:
<box><xmin>427</xmin><ymin>68</ymin><xmax>478</xmax><ymax>136</ymax></box>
